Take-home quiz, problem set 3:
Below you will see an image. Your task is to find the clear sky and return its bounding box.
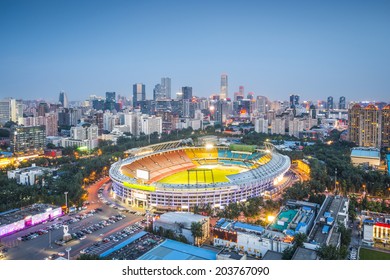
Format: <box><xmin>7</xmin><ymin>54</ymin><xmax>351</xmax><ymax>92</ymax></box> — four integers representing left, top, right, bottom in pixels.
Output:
<box><xmin>0</xmin><ymin>0</ymin><xmax>389</xmax><ymax>103</ymax></box>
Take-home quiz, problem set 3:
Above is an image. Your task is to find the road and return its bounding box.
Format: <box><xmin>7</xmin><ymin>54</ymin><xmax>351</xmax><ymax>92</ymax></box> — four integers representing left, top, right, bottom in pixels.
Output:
<box><xmin>2</xmin><ymin>177</ymin><xmax>143</xmax><ymax>260</ymax></box>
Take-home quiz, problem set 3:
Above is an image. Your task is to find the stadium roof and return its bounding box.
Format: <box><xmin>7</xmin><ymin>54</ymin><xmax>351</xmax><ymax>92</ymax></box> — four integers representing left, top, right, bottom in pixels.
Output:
<box><xmin>137</xmin><ymin>239</ymin><xmax>217</xmax><ymax>260</ymax></box>
<box><xmin>351</xmin><ymin>148</ymin><xmax>380</xmax><ymax>159</ymax></box>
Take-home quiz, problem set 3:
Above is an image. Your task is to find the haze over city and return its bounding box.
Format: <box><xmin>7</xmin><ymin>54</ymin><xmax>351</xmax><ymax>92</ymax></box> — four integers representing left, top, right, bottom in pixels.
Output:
<box><xmin>1</xmin><ymin>0</ymin><xmax>389</xmax><ymax>102</ymax></box>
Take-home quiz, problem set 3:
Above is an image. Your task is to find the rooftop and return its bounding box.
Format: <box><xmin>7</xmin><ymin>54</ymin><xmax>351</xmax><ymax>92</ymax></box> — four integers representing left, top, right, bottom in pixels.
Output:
<box><xmin>292</xmin><ymin>247</ymin><xmax>317</xmax><ymax>260</ymax></box>
<box><xmin>137</xmin><ymin>239</ymin><xmax>217</xmax><ymax>260</ymax></box>
<box><xmin>157</xmin><ymin>212</ymin><xmax>208</xmax><ymax>229</ymax></box>
<box><xmin>270</xmin><ymin>209</ymin><xmax>298</xmax><ymax>232</ymax></box>
<box><xmin>262</xmin><ymin>251</ymin><xmax>283</xmax><ymax>260</ymax></box>
<box><xmin>351</xmin><ymin>148</ymin><xmax>380</xmax><ymax>159</ymax></box>
<box><xmin>0</xmin><ymin>204</ymin><xmax>58</xmax><ymax>226</ymax></box>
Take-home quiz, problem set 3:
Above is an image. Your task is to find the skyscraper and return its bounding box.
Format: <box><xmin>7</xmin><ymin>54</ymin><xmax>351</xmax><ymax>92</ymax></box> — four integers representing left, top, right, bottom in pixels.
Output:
<box><xmin>220</xmin><ymin>74</ymin><xmax>228</xmax><ymax>100</ymax></box>
<box><xmin>133</xmin><ymin>83</ymin><xmax>146</xmax><ymax>108</ymax></box>
<box><xmin>348</xmin><ymin>104</ymin><xmax>381</xmax><ymax>148</ymax></box>
<box><xmin>289</xmin><ymin>94</ymin><xmax>299</xmax><ymax>108</ymax></box>
<box><xmin>105</xmin><ymin>92</ymin><xmax>116</xmax><ymax>103</ymax></box>
<box><xmin>327</xmin><ymin>96</ymin><xmax>334</xmax><ymax>110</ymax></box>
<box><xmin>161</xmin><ymin>77</ymin><xmax>171</xmax><ymax>99</ymax></box>
<box><xmin>339</xmin><ymin>96</ymin><xmax>346</xmax><ymax>109</ymax></box>
<box><xmin>348</xmin><ymin>104</ymin><xmax>361</xmax><ymax>146</ymax></box>
<box><xmin>382</xmin><ymin>105</ymin><xmax>390</xmax><ymax>148</ymax></box>
<box><xmin>182</xmin><ymin>86</ymin><xmax>193</xmax><ymax>100</ymax></box>
<box><xmin>0</xmin><ymin>98</ymin><xmax>21</xmax><ymax>125</ymax></box>
<box><xmin>59</xmin><ymin>91</ymin><xmax>68</xmax><ymax>108</ymax></box>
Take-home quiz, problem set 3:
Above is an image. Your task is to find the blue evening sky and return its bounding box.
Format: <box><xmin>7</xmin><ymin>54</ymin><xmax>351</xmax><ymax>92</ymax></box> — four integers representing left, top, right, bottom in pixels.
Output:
<box><xmin>0</xmin><ymin>0</ymin><xmax>389</xmax><ymax>102</ymax></box>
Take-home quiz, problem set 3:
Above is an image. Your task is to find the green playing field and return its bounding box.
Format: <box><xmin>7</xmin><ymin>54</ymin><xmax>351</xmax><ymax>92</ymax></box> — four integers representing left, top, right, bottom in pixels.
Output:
<box><xmin>158</xmin><ymin>166</ymin><xmax>244</xmax><ymax>184</ymax></box>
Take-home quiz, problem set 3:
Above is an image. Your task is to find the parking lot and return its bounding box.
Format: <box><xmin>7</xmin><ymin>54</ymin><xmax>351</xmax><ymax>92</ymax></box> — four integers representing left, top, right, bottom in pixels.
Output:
<box><xmin>81</xmin><ymin>220</ymin><xmax>146</xmax><ymax>256</ymax></box>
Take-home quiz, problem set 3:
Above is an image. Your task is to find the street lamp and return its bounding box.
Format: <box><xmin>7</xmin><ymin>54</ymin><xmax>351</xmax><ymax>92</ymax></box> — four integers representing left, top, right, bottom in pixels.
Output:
<box><xmin>65</xmin><ymin>247</ymin><xmax>72</xmax><ymax>260</ymax></box>
<box><xmin>64</xmin><ymin>192</ymin><xmax>68</xmax><ymax>212</ymax></box>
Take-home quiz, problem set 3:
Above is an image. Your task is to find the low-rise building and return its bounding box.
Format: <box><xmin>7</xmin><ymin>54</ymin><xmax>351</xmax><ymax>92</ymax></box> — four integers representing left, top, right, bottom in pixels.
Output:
<box><xmin>350</xmin><ymin>147</ymin><xmax>380</xmax><ymax>168</ymax></box>
<box><xmin>153</xmin><ymin>212</ymin><xmax>210</xmax><ymax>245</ymax></box>
<box><xmin>7</xmin><ymin>164</ymin><xmax>55</xmax><ymax>185</ymax></box>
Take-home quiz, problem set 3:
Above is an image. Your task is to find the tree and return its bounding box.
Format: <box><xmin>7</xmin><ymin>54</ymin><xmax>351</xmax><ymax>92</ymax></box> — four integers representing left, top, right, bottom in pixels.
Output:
<box><xmin>282</xmin><ymin>246</ymin><xmax>295</xmax><ymax>260</ymax></box>
<box><xmin>190</xmin><ymin>222</ymin><xmax>203</xmax><ymax>246</ymax></box>
<box><xmin>293</xmin><ymin>233</ymin><xmax>307</xmax><ymax>248</ymax></box>
<box><xmin>316</xmin><ymin>244</ymin><xmax>340</xmax><ymax>260</ymax></box>
<box><xmin>77</xmin><ymin>254</ymin><xmax>100</xmax><ymax>260</ymax></box>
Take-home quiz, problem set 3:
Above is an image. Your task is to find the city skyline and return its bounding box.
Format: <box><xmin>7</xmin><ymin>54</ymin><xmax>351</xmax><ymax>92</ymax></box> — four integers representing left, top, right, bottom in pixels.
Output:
<box><xmin>1</xmin><ymin>1</ymin><xmax>390</xmax><ymax>102</ymax></box>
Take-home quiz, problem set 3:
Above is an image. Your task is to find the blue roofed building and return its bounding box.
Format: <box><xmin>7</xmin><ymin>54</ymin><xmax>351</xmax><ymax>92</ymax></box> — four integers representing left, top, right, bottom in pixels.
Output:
<box><xmin>137</xmin><ymin>239</ymin><xmax>217</xmax><ymax>260</ymax></box>
<box><xmin>351</xmin><ymin>147</ymin><xmax>380</xmax><ymax>168</ymax></box>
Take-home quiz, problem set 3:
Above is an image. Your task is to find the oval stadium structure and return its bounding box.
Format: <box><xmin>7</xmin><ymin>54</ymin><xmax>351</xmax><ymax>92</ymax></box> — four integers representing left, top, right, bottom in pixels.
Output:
<box><xmin>109</xmin><ymin>140</ymin><xmax>290</xmax><ymax>210</ymax></box>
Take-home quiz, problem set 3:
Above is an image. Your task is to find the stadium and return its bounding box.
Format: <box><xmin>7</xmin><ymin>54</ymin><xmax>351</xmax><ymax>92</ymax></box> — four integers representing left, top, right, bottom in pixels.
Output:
<box><xmin>109</xmin><ymin>140</ymin><xmax>291</xmax><ymax>211</ymax></box>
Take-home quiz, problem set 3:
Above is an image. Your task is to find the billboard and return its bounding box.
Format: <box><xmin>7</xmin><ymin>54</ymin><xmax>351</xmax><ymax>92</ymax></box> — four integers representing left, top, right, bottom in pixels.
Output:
<box><xmin>136</xmin><ymin>169</ymin><xmax>150</xmax><ymax>180</ymax></box>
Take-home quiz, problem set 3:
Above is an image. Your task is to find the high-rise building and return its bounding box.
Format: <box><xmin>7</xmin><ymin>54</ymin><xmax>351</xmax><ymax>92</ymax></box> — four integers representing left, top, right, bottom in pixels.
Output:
<box><xmin>361</xmin><ymin>105</ymin><xmax>380</xmax><ymax>147</ymax></box>
<box><xmin>254</xmin><ymin>117</ymin><xmax>268</xmax><ymax>133</ymax></box>
<box><xmin>327</xmin><ymin>96</ymin><xmax>334</xmax><ymax>110</ymax></box>
<box><xmin>182</xmin><ymin>86</ymin><xmax>193</xmax><ymax>100</ymax></box>
<box><xmin>289</xmin><ymin>94</ymin><xmax>299</xmax><ymax>108</ymax></box>
<box><xmin>59</xmin><ymin>91</ymin><xmax>69</xmax><ymax>108</ymax></box>
<box><xmin>45</xmin><ymin>112</ymin><xmax>58</xmax><ymax>136</ymax></box>
<box><xmin>339</xmin><ymin>96</ymin><xmax>346</xmax><ymax>109</ymax></box>
<box><xmin>255</xmin><ymin>96</ymin><xmax>269</xmax><ymax>114</ymax></box>
<box><xmin>0</xmin><ymin>98</ymin><xmax>20</xmax><ymax>125</ymax></box>
<box><xmin>239</xmin><ymin>86</ymin><xmax>244</xmax><ymax>97</ymax></box>
<box><xmin>133</xmin><ymin>83</ymin><xmax>146</xmax><ymax>108</ymax></box>
<box><xmin>141</xmin><ymin>115</ymin><xmax>162</xmax><ymax>135</ymax></box>
<box><xmin>348</xmin><ymin>104</ymin><xmax>361</xmax><ymax>145</ymax></box>
<box><xmin>105</xmin><ymin>92</ymin><xmax>116</xmax><ymax>103</ymax></box>
<box><xmin>153</xmin><ymin>84</ymin><xmax>162</xmax><ymax>101</ymax></box>
<box><xmin>382</xmin><ymin>105</ymin><xmax>390</xmax><ymax>148</ymax></box>
<box><xmin>220</xmin><ymin>74</ymin><xmax>228</xmax><ymax>100</ymax></box>
<box><xmin>348</xmin><ymin>104</ymin><xmax>381</xmax><ymax>148</ymax></box>
<box><xmin>10</xmin><ymin>125</ymin><xmax>46</xmax><ymax>155</ymax></box>
<box><xmin>161</xmin><ymin>77</ymin><xmax>171</xmax><ymax>99</ymax></box>
<box><xmin>37</xmin><ymin>102</ymin><xmax>49</xmax><ymax>117</ymax></box>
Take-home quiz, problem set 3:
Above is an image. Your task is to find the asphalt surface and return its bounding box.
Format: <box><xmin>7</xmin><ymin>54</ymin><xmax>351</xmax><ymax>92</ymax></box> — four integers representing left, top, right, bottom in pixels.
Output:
<box><xmin>1</xmin><ymin>177</ymin><xmax>144</xmax><ymax>260</ymax></box>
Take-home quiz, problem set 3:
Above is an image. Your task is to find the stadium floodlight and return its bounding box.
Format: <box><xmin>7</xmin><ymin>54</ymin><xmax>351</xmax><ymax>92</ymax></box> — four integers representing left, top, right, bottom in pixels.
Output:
<box><xmin>205</xmin><ymin>143</ymin><xmax>214</xmax><ymax>149</ymax></box>
<box><xmin>265</xmin><ymin>149</ymin><xmax>271</xmax><ymax>153</ymax></box>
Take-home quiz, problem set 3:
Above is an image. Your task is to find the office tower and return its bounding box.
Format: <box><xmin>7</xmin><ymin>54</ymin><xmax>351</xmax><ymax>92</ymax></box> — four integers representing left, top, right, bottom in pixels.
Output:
<box><xmin>105</xmin><ymin>92</ymin><xmax>116</xmax><ymax>103</ymax></box>
<box><xmin>153</xmin><ymin>84</ymin><xmax>162</xmax><ymax>100</ymax></box>
<box><xmin>256</xmin><ymin>96</ymin><xmax>268</xmax><ymax>114</ymax></box>
<box><xmin>327</xmin><ymin>96</ymin><xmax>334</xmax><ymax>110</ymax></box>
<box><xmin>289</xmin><ymin>94</ymin><xmax>299</xmax><ymax>108</ymax></box>
<box><xmin>10</xmin><ymin>125</ymin><xmax>46</xmax><ymax>155</ymax></box>
<box><xmin>161</xmin><ymin>77</ymin><xmax>171</xmax><ymax>99</ymax></box>
<box><xmin>105</xmin><ymin>92</ymin><xmax>117</xmax><ymax>111</ymax></box>
<box><xmin>59</xmin><ymin>91</ymin><xmax>69</xmax><ymax>108</ymax></box>
<box><xmin>133</xmin><ymin>83</ymin><xmax>146</xmax><ymax>108</ymax></box>
<box><xmin>310</xmin><ymin>104</ymin><xmax>317</xmax><ymax>119</ymax></box>
<box><xmin>239</xmin><ymin>86</ymin><xmax>244</xmax><ymax>97</ymax></box>
<box><xmin>220</xmin><ymin>74</ymin><xmax>228</xmax><ymax>100</ymax></box>
<box><xmin>339</xmin><ymin>96</ymin><xmax>346</xmax><ymax>109</ymax></box>
<box><xmin>182</xmin><ymin>86</ymin><xmax>193</xmax><ymax>100</ymax></box>
<box><xmin>382</xmin><ymin>105</ymin><xmax>390</xmax><ymax>148</ymax></box>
